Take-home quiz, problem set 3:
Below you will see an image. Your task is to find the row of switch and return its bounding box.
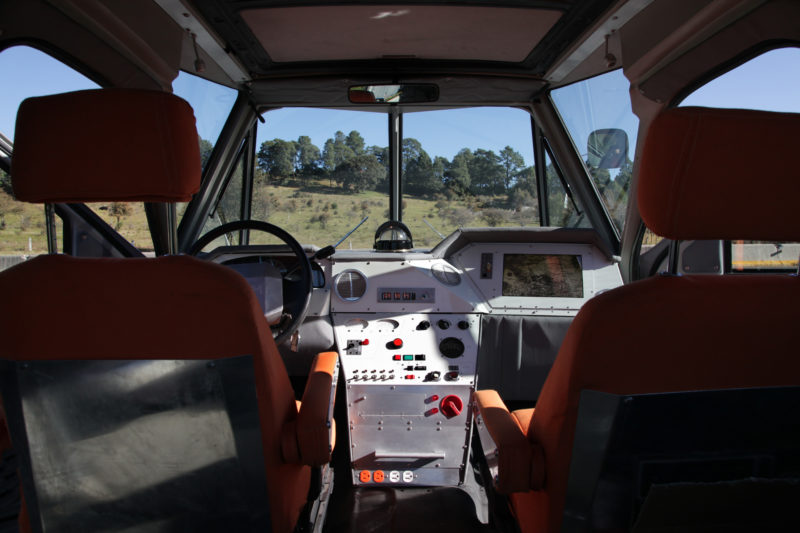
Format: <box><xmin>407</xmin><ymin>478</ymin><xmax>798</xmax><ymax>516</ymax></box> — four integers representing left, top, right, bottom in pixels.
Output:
<box><xmin>416</xmin><ymin>320</ymin><xmax>470</xmax><ymax>331</ymax></box>
<box><xmin>392</xmin><ymin>354</ymin><xmax>425</xmax><ymax>361</ymax></box>
<box><xmin>359</xmin><ymin>469</ymin><xmax>415</xmax><ymax>483</ymax></box>
<box><xmin>348</xmin><ymin>370</ymin><xmax>459</xmax><ymax>382</ymax></box>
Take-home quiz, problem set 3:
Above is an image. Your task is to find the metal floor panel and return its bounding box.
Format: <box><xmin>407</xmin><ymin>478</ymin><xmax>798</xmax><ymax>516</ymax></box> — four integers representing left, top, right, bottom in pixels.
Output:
<box><xmin>323</xmin><ymin>486</ymin><xmax>493</xmax><ymax>533</ymax></box>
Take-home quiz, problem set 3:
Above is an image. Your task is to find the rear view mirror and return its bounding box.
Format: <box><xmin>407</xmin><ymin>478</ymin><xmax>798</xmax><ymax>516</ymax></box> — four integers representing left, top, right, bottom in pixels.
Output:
<box><xmin>349</xmin><ymin>84</ymin><xmax>439</xmax><ymax>104</ymax></box>
<box><xmin>587</xmin><ymin>128</ymin><xmax>628</xmax><ymax>169</ymax></box>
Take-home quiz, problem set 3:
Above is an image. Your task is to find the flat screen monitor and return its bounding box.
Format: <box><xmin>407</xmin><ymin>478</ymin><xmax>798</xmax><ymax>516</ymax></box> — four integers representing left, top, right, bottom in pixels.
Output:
<box><xmin>502</xmin><ymin>254</ymin><xmax>583</xmax><ymax>298</ymax></box>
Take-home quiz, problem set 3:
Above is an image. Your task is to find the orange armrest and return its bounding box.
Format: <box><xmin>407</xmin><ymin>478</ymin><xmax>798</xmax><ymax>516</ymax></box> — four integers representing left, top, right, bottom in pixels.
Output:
<box><xmin>284</xmin><ymin>351</ymin><xmax>338</xmax><ymax>466</ymax></box>
<box><xmin>474</xmin><ymin>389</ymin><xmax>536</xmax><ymax>493</ymax></box>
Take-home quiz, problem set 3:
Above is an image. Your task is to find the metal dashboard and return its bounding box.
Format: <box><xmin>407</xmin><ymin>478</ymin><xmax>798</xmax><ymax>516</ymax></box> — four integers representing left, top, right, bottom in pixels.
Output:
<box><xmin>326</xmin><ymin>231</ymin><xmax>622</xmax><ymax>488</ymax></box>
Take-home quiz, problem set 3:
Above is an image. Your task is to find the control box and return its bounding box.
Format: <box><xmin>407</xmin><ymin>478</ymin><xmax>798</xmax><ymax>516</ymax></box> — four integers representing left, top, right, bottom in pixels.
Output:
<box><xmin>333</xmin><ymin>313</ymin><xmax>479</xmax><ymax>487</ymax></box>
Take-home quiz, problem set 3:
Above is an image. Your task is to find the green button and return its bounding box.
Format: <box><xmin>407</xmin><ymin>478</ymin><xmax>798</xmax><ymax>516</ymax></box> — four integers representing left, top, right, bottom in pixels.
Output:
<box><xmin>402</xmin><ymin>355</ymin><xmax>413</xmax><ymax>361</ymax></box>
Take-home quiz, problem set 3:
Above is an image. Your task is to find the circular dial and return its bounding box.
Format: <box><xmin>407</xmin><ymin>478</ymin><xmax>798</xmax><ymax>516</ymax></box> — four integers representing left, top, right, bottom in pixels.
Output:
<box><xmin>439</xmin><ymin>337</ymin><xmax>465</xmax><ymax>358</ymax></box>
<box><xmin>335</xmin><ymin>269</ymin><xmax>367</xmax><ymax>301</ymax></box>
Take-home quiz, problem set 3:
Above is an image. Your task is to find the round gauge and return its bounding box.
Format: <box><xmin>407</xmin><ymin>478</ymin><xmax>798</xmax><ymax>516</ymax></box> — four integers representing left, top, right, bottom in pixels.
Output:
<box><xmin>431</xmin><ymin>263</ymin><xmax>461</xmax><ymax>286</ymax></box>
<box><xmin>439</xmin><ymin>337</ymin><xmax>465</xmax><ymax>358</ymax></box>
<box><xmin>334</xmin><ymin>269</ymin><xmax>367</xmax><ymax>301</ymax></box>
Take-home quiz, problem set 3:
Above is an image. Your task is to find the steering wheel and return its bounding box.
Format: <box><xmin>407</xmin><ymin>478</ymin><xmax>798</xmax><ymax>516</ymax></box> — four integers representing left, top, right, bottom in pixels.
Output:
<box><xmin>188</xmin><ymin>220</ymin><xmax>313</xmax><ymax>346</ymax></box>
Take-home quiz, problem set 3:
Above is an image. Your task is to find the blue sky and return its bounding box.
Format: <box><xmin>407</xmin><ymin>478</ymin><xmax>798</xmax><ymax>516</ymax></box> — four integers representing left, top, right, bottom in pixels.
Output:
<box><xmin>1</xmin><ymin>44</ymin><xmax>798</xmax><ymax>163</ymax></box>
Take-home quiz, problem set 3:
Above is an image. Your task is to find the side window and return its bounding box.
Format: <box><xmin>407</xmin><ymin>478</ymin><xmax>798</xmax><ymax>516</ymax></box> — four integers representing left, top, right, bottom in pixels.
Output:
<box><xmin>551</xmin><ymin>69</ymin><xmax>639</xmax><ymax>233</ymax></box>
<box><xmin>172</xmin><ymin>71</ymin><xmax>238</xmax><ymax>227</ymax></box>
<box><xmin>544</xmin><ymin>147</ymin><xmax>590</xmax><ymax>228</ymax></box>
<box><xmin>680</xmin><ymin>47</ymin><xmax>800</xmax><ymax>273</ymax></box>
<box><xmin>172</xmin><ymin>71</ymin><xmax>237</xmax><ymax>172</ymax></box>
<box><xmin>0</xmin><ymin>46</ymin><xmax>97</xmax><ymax>256</ymax></box>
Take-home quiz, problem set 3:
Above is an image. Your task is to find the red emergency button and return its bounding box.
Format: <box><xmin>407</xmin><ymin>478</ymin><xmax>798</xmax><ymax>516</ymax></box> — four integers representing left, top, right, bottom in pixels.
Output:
<box><xmin>440</xmin><ymin>395</ymin><xmax>463</xmax><ymax>418</ymax></box>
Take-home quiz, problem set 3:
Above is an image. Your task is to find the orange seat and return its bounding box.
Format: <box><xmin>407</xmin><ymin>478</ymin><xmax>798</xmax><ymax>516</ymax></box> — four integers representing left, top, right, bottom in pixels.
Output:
<box><xmin>0</xmin><ymin>89</ymin><xmax>337</xmax><ymax>533</ymax></box>
<box><xmin>475</xmin><ymin>107</ymin><xmax>800</xmax><ymax>533</ymax></box>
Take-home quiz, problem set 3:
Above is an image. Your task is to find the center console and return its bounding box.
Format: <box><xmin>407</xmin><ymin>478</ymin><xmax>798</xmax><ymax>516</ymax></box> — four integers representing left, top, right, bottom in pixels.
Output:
<box><xmin>333</xmin><ymin>311</ymin><xmax>479</xmax><ymax>486</ymax></box>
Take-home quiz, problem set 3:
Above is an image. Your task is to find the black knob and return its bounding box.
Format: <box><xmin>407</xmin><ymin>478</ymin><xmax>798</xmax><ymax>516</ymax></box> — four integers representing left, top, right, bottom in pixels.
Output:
<box><xmin>425</xmin><ymin>371</ymin><xmax>441</xmax><ymax>382</ymax></box>
<box><xmin>417</xmin><ymin>320</ymin><xmax>431</xmax><ymax>330</ymax></box>
<box><xmin>457</xmin><ymin>320</ymin><xmax>469</xmax><ymax>330</ymax></box>
<box><xmin>439</xmin><ymin>337</ymin><xmax>465</xmax><ymax>358</ymax></box>
<box><xmin>437</xmin><ymin>319</ymin><xmax>451</xmax><ymax>330</ymax></box>
<box><xmin>445</xmin><ymin>371</ymin><xmax>460</xmax><ymax>381</ymax></box>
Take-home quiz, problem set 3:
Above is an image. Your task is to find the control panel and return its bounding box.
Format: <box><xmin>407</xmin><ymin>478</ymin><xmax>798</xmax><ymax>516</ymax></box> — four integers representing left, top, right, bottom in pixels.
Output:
<box><xmin>333</xmin><ymin>312</ymin><xmax>479</xmax><ymax>487</ymax></box>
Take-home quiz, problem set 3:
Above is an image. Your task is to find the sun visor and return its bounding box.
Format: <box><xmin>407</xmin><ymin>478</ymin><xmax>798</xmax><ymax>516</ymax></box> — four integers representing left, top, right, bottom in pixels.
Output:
<box><xmin>638</xmin><ymin>107</ymin><xmax>800</xmax><ymax>241</ymax></box>
<box><xmin>11</xmin><ymin>89</ymin><xmax>201</xmax><ymax>203</ymax></box>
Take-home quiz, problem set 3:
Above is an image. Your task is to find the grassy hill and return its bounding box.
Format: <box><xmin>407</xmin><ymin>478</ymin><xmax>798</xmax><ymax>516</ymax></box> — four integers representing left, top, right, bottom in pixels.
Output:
<box><xmin>0</xmin><ymin>179</ymin><xmax>539</xmax><ymax>254</ymax></box>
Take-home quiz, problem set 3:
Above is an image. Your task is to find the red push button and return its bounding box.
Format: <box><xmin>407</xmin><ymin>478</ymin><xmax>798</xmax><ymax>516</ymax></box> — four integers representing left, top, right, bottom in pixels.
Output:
<box><xmin>392</xmin><ymin>338</ymin><xmax>403</xmax><ymax>348</ymax></box>
<box><xmin>405</xmin><ymin>375</ymin><xmax>415</xmax><ymax>380</ymax></box>
<box><xmin>440</xmin><ymin>395</ymin><xmax>463</xmax><ymax>418</ymax></box>
<box><xmin>393</xmin><ymin>355</ymin><xmax>402</xmax><ymax>361</ymax></box>
<box><xmin>359</xmin><ymin>470</ymin><xmax>371</xmax><ymax>483</ymax></box>
<box><xmin>362</xmin><ymin>339</ymin><xmax>370</xmax><ymax>346</ymax></box>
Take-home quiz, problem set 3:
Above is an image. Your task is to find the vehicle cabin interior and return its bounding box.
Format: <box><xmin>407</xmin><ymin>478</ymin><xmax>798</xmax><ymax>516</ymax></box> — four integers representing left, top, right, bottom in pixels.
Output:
<box><xmin>0</xmin><ymin>1</ymin><xmax>798</xmax><ymax>532</ymax></box>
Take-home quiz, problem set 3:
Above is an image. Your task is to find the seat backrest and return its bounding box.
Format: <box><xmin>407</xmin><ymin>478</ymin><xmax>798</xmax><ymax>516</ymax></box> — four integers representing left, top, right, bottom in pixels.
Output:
<box><xmin>523</xmin><ymin>107</ymin><xmax>800</xmax><ymax>533</ymax></box>
<box><xmin>0</xmin><ymin>89</ymin><xmax>312</xmax><ymax>533</ymax></box>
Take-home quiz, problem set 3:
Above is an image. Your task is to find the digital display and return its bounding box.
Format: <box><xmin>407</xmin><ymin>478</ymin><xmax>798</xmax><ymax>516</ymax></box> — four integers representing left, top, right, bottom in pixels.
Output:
<box><xmin>502</xmin><ymin>254</ymin><xmax>583</xmax><ymax>298</ymax></box>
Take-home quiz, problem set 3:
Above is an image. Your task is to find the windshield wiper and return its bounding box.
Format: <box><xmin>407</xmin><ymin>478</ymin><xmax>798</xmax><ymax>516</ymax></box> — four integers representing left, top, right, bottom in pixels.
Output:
<box><xmin>312</xmin><ymin>216</ymin><xmax>369</xmax><ymax>260</ymax></box>
<box><xmin>422</xmin><ymin>218</ymin><xmax>445</xmax><ymax>240</ymax></box>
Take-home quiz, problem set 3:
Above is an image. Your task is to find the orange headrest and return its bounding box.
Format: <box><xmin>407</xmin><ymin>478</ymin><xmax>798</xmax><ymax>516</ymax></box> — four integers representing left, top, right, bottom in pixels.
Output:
<box><xmin>638</xmin><ymin>107</ymin><xmax>800</xmax><ymax>241</ymax></box>
<box><xmin>11</xmin><ymin>89</ymin><xmax>201</xmax><ymax>203</ymax></box>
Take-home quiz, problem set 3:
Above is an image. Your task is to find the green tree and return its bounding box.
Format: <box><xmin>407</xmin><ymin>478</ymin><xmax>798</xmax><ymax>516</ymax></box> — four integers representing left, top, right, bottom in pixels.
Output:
<box><xmin>499</xmin><ymin>146</ymin><xmax>525</xmax><ymax>192</ymax></box>
<box><xmin>469</xmin><ymin>149</ymin><xmax>503</xmax><ymax>195</ymax></box>
<box><xmin>444</xmin><ymin>149</ymin><xmax>472</xmax><ymax>194</ymax></box>
<box><xmin>322</xmin><ymin>131</ymin><xmax>355</xmax><ymax>184</ymax></box>
<box><xmin>322</xmin><ymin>139</ymin><xmax>336</xmax><ymax>174</ymax></box>
<box><xmin>368</xmin><ymin>145</ymin><xmax>389</xmax><ymax>192</ymax></box>
<box><xmin>432</xmin><ymin>156</ymin><xmax>447</xmax><ymax>188</ymax></box>
<box><xmin>295</xmin><ymin>135</ymin><xmax>321</xmax><ymax>179</ymax></box>
<box><xmin>481</xmin><ymin>208</ymin><xmax>512</xmax><ymax>227</ymax></box>
<box><xmin>402</xmin><ymin>138</ymin><xmax>441</xmax><ymax>195</ymax></box>
<box><xmin>509</xmin><ymin>166</ymin><xmax>537</xmax><ymax>208</ymax></box>
<box><xmin>0</xmin><ymin>168</ymin><xmax>12</xmax><ymax>195</ymax></box>
<box><xmin>198</xmin><ymin>138</ymin><xmax>213</xmax><ymax>168</ymax></box>
<box><xmin>109</xmin><ymin>202</ymin><xmax>131</xmax><ymax>230</ymax></box>
<box><xmin>345</xmin><ymin>130</ymin><xmax>365</xmax><ymax>156</ymax></box>
<box><xmin>258</xmin><ymin>139</ymin><xmax>297</xmax><ymax>181</ymax></box>
<box><xmin>333</xmin><ymin>154</ymin><xmax>385</xmax><ymax>192</ymax></box>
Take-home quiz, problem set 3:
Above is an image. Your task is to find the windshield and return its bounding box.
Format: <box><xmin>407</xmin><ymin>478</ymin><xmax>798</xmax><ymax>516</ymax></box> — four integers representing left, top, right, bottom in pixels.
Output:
<box><xmin>251</xmin><ymin>106</ymin><xmax>541</xmax><ymax>249</ymax></box>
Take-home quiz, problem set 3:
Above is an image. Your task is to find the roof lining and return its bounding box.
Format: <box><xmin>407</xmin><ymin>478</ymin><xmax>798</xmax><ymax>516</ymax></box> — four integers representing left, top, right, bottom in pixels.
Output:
<box><xmin>187</xmin><ymin>0</ymin><xmax>617</xmax><ymax>79</ymax></box>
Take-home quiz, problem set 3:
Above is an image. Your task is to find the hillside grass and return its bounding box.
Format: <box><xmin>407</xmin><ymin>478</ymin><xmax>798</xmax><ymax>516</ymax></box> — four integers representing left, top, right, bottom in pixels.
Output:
<box><xmin>0</xmin><ymin>179</ymin><xmax>540</xmax><ymax>254</ymax></box>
